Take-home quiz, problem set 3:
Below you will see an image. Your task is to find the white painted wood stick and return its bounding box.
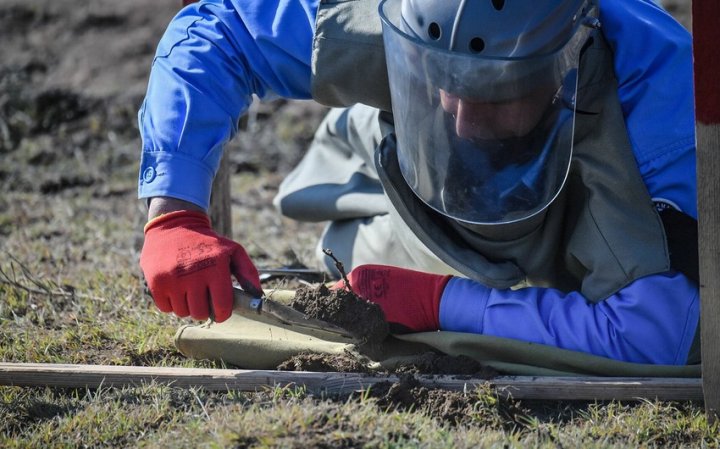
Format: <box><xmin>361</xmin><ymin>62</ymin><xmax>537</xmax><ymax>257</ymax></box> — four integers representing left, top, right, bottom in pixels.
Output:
<box><xmin>0</xmin><ymin>363</ymin><xmax>702</xmax><ymax>401</ymax></box>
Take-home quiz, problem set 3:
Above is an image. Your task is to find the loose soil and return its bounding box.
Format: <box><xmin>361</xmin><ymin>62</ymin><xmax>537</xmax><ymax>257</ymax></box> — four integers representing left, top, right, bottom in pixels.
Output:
<box><xmin>277</xmin><ymin>350</ymin><xmax>497</xmax><ymax>377</ymax></box>
<box><xmin>283</xmin><ymin>282</ymin><xmax>506</xmax><ymax>426</ymax></box>
<box><xmin>277</xmin><ymin>352</ymin><xmax>372</xmax><ymax>373</ymax></box>
<box><xmin>368</xmin><ymin>374</ymin><xmax>482</xmax><ymax>425</ymax></box>
<box><xmin>282</xmin><ymin>282</ymin><xmax>502</xmax><ymax>425</ymax></box>
<box><xmin>393</xmin><ymin>351</ymin><xmax>498</xmax><ymax>377</ymax></box>
<box><xmin>277</xmin><ymin>351</ymin><xmax>499</xmax><ymax>426</ymax></box>
<box><xmin>290</xmin><ymin>283</ymin><xmax>390</xmax><ymax>345</ymax></box>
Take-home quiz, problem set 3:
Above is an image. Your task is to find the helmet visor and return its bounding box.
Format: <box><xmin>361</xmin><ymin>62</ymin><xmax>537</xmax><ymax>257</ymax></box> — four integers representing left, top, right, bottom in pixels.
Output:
<box><xmin>380</xmin><ymin>0</ymin><xmax>590</xmax><ymax>225</ymax></box>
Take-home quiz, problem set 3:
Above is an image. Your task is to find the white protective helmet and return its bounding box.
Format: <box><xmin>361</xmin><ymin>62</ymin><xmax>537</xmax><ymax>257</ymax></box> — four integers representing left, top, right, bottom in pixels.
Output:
<box><xmin>379</xmin><ymin>0</ymin><xmax>599</xmax><ymax>225</ymax></box>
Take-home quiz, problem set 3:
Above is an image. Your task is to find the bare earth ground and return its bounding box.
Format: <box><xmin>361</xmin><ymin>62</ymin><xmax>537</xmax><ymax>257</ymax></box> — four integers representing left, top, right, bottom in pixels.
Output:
<box><xmin>2</xmin><ymin>0</ymin><xmax>718</xmax><ymax>447</ymax></box>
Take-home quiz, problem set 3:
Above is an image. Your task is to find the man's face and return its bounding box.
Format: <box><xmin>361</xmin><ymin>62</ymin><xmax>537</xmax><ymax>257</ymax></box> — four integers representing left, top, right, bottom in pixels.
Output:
<box><xmin>439</xmin><ymin>87</ymin><xmax>555</xmax><ymax>141</ymax></box>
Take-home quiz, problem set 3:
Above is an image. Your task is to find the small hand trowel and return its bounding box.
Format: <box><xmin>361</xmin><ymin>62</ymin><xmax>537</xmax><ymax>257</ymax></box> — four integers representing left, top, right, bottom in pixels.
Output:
<box><xmin>232</xmin><ymin>286</ymin><xmax>358</xmax><ymax>343</ymax></box>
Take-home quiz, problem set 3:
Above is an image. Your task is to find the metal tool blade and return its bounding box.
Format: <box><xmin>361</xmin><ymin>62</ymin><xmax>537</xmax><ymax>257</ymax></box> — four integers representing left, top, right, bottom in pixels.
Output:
<box><xmin>257</xmin><ymin>267</ymin><xmax>327</xmax><ymax>282</ymax></box>
<box><xmin>232</xmin><ymin>286</ymin><xmax>357</xmax><ymax>343</ymax></box>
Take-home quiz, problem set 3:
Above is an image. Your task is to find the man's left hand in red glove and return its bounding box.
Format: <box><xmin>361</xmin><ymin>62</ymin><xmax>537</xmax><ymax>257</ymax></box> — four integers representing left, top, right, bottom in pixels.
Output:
<box><xmin>333</xmin><ymin>264</ymin><xmax>453</xmax><ymax>333</ymax></box>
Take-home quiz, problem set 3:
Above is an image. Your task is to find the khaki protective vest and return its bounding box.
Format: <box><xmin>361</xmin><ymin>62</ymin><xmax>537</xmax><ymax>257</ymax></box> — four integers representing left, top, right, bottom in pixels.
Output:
<box><xmin>310</xmin><ymin>0</ymin><xmax>671</xmax><ymax>302</ymax></box>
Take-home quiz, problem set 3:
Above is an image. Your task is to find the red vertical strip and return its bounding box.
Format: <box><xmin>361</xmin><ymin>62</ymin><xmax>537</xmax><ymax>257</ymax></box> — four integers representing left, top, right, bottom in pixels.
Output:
<box><xmin>693</xmin><ymin>0</ymin><xmax>720</xmax><ymax>124</ymax></box>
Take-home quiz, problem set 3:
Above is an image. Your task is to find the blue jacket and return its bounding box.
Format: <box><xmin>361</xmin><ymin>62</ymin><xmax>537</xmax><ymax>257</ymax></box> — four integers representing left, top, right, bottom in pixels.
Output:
<box><xmin>138</xmin><ymin>0</ymin><xmax>698</xmax><ymax>364</ymax></box>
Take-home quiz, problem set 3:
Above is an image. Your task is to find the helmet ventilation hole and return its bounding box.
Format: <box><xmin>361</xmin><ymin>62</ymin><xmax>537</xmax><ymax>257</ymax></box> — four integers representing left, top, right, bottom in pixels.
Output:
<box><xmin>491</xmin><ymin>0</ymin><xmax>505</xmax><ymax>10</ymax></box>
<box><xmin>428</xmin><ymin>22</ymin><xmax>441</xmax><ymax>40</ymax></box>
<box><xmin>469</xmin><ymin>37</ymin><xmax>485</xmax><ymax>53</ymax></box>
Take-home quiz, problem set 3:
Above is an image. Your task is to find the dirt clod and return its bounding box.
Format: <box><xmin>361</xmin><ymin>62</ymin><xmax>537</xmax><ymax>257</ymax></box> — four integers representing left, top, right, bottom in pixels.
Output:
<box><xmin>290</xmin><ymin>284</ymin><xmax>390</xmax><ymax>345</ymax></box>
<box><xmin>277</xmin><ymin>352</ymin><xmax>371</xmax><ymax>373</ymax></box>
<box><xmin>393</xmin><ymin>351</ymin><xmax>498</xmax><ymax>378</ymax></box>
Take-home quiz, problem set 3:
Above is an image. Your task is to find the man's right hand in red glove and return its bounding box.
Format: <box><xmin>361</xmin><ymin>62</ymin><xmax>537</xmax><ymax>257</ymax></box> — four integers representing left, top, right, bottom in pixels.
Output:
<box><xmin>139</xmin><ymin>197</ymin><xmax>261</xmax><ymax>323</ymax></box>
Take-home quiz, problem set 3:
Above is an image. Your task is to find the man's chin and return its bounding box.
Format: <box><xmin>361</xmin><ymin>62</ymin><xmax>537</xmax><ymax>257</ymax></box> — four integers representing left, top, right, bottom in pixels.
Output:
<box><xmin>466</xmin><ymin>133</ymin><xmax>529</xmax><ymax>147</ymax></box>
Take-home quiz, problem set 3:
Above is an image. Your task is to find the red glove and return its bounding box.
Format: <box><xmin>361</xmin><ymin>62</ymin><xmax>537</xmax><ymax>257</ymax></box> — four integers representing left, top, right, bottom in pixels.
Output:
<box><xmin>139</xmin><ymin>210</ymin><xmax>261</xmax><ymax>322</ymax></box>
<box><xmin>334</xmin><ymin>264</ymin><xmax>452</xmax><ymax>333</ymax></box>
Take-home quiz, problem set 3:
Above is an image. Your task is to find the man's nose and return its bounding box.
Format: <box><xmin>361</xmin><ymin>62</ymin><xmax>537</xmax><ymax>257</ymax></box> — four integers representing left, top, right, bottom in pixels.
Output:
<box><xmin>454</xmin><ymin>99</ymin><xmax>492</xmax><ymax>139</ymax></box>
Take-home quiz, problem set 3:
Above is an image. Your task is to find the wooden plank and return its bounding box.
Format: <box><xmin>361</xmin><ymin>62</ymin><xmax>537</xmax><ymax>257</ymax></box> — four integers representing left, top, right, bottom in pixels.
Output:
<box><xmin>0</xmin><ymin>363</ymin><xmax>702</xmax><ymax>401</ymax></box>
<box><xmin>692</xmin><ymin>0</ymin><xmax>720</xmax><ymax>422</ymax></box>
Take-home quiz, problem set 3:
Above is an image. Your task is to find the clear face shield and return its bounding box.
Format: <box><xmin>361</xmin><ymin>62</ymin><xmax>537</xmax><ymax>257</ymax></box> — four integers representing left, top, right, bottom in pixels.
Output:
<box><xmin>379</xmin><ymin>0</ymin><xmax>594</xmax><ymax>225</ymax></box>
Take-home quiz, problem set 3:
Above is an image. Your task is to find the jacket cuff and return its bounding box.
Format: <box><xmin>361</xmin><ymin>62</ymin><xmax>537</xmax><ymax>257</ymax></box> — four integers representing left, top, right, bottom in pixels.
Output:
<box><xmin>138</xmin><ymin>151</ymin><xmax>215</xmax><ymax>210</ymax></box>
<box><xmin>439</xmin><ymin>277</ymin><xmax>491</xmax><ymax>334</ymax></box>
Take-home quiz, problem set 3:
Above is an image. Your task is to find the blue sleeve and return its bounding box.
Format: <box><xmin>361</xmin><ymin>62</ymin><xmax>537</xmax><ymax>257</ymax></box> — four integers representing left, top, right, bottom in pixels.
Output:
<box><xmin>600</xmin><ymin>0</ymin><xmax>697</xmax><ymax>218</ymax></box>
<box><xmin>439</xmin><ymin>272</ymin><xmax>699</xmax><ymax>365</ymax></box>
<box><xmin>138</xmin><ymin>0</ymin><xmax>318</xmax><ymax>209</ymax></box>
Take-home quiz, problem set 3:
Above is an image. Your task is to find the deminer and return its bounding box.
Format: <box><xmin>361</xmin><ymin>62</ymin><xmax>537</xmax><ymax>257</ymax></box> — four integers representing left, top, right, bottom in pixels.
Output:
<box><xmin>138</xmin><ymin>0</ymin><xmax>699</xmax><ymax>364</ymax></box>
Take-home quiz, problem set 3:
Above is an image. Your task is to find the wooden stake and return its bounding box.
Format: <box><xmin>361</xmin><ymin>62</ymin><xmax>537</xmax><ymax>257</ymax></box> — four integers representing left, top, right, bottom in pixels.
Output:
<box><xmin>209</xmin><ymin>151</ymin><xmax>233</xmax><ymax>238</ymax></box>
<box><xmin>0</xmin><ymin>363</ymin><xmax>702</xmax><ymax>401</ymax></box>
<box><xmin>692</xmin><ymin>0</ymin><xmax>720</xmax><ymax>422</ymax></box>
